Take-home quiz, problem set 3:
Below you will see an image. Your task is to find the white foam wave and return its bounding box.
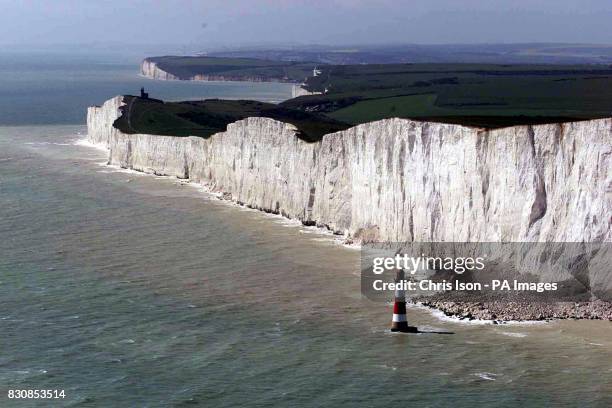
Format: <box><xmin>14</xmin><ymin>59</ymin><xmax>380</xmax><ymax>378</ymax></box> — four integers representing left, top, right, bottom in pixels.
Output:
<box><xmin>409</xmin><ymin>302</ymin><xmax>548</xmax><ymax>326</ymax></box>
<box><xmin>474</xmin><ymin>372</ymin><xmax>499</xmax><ymax>381</ymax></box>
<box><xmin>73</xmin><ymin>138</ymin><xmax>108</xmax><ymax>152</ymax></box>
<box><xmin>24</xmin><ymin>141</ymin><xmax>72</xmax><ymax>146</ymax></box>
<box><xmin>498</xmin><ymin>331</ymin><xmax>528</xmax><ymax>338</ymax></box>
<box><xmin>96</xmin><ymin>162</ymin><xmax>146</xmax><ymax>176</ymax></box>
<box><xmin>375</xmin><ymin>364</ymin><xmax>398</xmax><ymax>371</ymax></box>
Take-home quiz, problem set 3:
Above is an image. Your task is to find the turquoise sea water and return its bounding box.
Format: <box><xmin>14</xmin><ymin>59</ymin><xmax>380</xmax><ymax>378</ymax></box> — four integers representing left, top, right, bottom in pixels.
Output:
<box><xmin>0</xmin><ymin>52</ymin><xmax>611</xmax><ymax>407</ymax></box>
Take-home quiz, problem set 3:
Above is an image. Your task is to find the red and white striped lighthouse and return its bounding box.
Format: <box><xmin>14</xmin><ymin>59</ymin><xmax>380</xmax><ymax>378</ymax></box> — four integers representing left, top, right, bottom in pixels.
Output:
<box><xmin>391</xmin><ymin>269</ymin><xmax>418</xmax><ymax>333</ymax></box>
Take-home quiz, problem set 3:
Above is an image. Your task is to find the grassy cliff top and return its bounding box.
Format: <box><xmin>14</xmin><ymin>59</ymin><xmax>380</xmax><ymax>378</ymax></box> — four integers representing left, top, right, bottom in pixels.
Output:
<box><xmin>113</xmin><ymin>96</ymin><xmax>351</xmax><ymax>142</ymax></box>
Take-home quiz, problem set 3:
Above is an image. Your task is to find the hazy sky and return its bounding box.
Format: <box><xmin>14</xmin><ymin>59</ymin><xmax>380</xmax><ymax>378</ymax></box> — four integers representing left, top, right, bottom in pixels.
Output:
<box><xmin>1</xmin><ymin>0</ymin><xmax>610</xmax><ymax>49</ymax></box>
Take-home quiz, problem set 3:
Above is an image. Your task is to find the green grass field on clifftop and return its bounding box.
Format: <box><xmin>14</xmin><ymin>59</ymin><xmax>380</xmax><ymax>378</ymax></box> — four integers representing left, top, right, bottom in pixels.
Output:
<box><xmin>113</xmin><ymin>96</ymin><xmax>350</xmax><ymax>142</ymax></box>
<box><xmin>136</xmin><ymin>58</ymin><xmax>612</xmax><ymax>138</ymax></box>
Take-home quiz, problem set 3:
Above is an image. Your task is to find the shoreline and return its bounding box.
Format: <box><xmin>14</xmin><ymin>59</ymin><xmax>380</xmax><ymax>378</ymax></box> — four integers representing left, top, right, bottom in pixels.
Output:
<box><xmin>414</xmin><ymin>297</ymin><xmax>612</xmax><ymax>322</ymax></box>
<box><xmin>86</xmin><ymin>96</ymin><xmax>612</xmax><ymax>323</ymax></box>
<box><xmin>77</xmin><ymin>137</ymin><xmax>611</xmax><ymax>323</ymax></box>
<box><xmin>408</xmin><ymin>302</ymin><xmax>548</xmax><ymax>326</ymax></box>
<box><xmin>78</xmin><ymin>136</ymin><xmax>357</xmax><ymax>249</ymax></box>
<box><xmin>140</xmin><ymin>59</ymin><xmax>303</xmax><ymax>85</ymax></box>
<box><xmin>80</xmin><ymin>130</ymin><xmax>546</xmax><ymax>327</ymax></box>
<box><xmin>138</xmin><ymin>60</ymin><xmax>312</xmax><ymax>100</ymax></box>
<box><xmin>139</xmin><ymin>73</ymin><xmax>310</xmax><ymax>101</ymax></box>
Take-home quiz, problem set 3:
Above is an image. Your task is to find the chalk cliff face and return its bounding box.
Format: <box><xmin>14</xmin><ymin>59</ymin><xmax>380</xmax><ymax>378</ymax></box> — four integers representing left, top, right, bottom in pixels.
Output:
<box><xmin>141</xmin><ymin>58</ymin><xmax>296</xmax><ymax>83</ymax></box>
<box><xmin>87</xmin><ymin>96</ymin><xmax>612</xmax><ymax>296</ymax></box>
<box><xmin>88</xmin><ymin>96</ymin><xmax>611</xmax><ymax>242</ymax></box>
<box><xmin>86</xmin><ymin>96</ymin><xmax>126</xmax><ymax>146</ymax></box>
<box><xmin>140</xmin><ymin>59</ymin><xmax>179</xmax><ymax>80</ymax></box>
<box><xmin>291</xmin><ymin>85</ymin><xmax>321</xmax><ymax>98</ymax></box>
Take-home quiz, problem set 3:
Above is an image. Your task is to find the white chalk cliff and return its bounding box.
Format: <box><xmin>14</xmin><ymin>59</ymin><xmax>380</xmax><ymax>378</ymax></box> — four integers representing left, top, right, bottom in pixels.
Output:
<box><xmin>140</xmin><ymin>59</ymin><xmax>179</xmax><ymax>80</ymax></box>
<box><xmin>141</xmin><ymin>59</ymin><xmax>314</xmax><ymax>94</ymax></box>
<box><xmin>87</xmin><ymin>96</ymin><xmax>612</xmax><ymax>295</ymax></box>
<box><xmin>88</xmin><ymin>96</ymin><xmax>611</xmax><ymax>242</ymax></box>
<box><xmin>141</xmin><ymin>59</ymin><xmax>295</xmax><ymax>83</ymax></box>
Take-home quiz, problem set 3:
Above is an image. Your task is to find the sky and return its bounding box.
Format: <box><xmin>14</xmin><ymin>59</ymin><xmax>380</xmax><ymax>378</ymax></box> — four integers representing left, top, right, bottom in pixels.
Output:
<box><xmin>0</xmin><ymin>0</ymin><xmax>610</xmax><ymax>51</ymax></box>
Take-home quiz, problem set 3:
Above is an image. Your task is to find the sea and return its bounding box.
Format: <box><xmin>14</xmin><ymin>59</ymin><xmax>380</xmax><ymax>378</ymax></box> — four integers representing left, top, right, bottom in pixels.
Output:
<box><xmin>0</xmin><ymin>51</ymin><xmax>611</xmax><ymax>407</ymax></box>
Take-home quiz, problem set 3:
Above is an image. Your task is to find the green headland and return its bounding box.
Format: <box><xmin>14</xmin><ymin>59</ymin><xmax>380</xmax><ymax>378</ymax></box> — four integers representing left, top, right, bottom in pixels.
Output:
<box><xmin>130</xmin><ymin>57</ymin><xmax>612</xmax><ymax>140</ymax></box>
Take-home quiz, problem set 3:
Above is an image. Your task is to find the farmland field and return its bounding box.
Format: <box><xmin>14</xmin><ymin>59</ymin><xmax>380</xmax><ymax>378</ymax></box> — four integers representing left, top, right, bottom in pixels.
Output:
<box><xmin>287</xmin><ymin>64</ymin><xmax>612</xmax><ymax>126</ymax></box>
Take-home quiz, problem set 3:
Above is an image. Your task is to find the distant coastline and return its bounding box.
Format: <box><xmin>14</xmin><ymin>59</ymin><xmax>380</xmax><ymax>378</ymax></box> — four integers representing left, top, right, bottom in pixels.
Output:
<box><xmin>140</xmin><ymin>58</ymin><xmax>317</xmax><ymax>98</ymax></box>
<box><xmin>140</xmin><ymin>58</ymin><xmax>296</xmax><ymax>83</ymax></box>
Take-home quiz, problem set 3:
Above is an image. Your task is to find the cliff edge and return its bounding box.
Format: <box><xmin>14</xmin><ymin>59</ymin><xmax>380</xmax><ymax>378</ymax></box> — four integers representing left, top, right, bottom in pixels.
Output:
<box><xmin>140</xmin><ymin>59</ymin><xmax>179</xmax><ymax>80</ymax></box>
